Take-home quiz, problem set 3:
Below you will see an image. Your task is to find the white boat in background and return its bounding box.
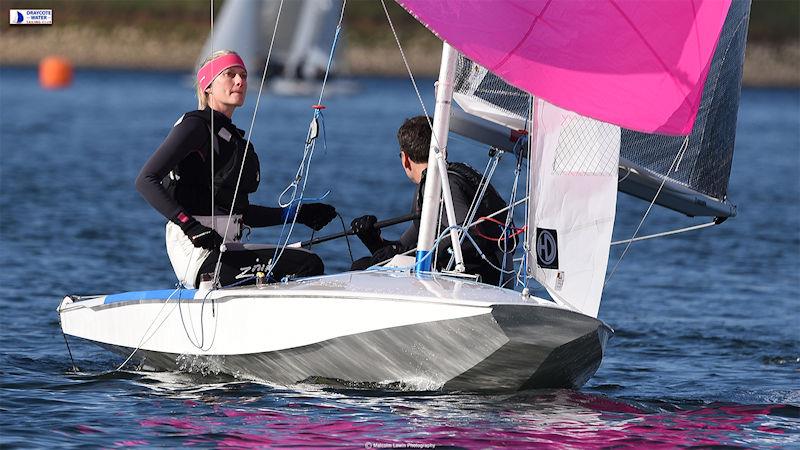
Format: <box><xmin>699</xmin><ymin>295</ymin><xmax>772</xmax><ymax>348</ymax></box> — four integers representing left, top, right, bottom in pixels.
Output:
<box><xmin>198</xmin><ymin>0</ymin><xmax>357</xmax><ymax>96</ymax></box>
<box><xmin>59</xmin><ymin>1</ymin><xmax>749</xmax><ymax>392</ymax></box>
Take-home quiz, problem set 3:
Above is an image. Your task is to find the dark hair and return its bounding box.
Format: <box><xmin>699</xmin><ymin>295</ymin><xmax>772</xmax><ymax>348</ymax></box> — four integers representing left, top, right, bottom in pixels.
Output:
<box><xmin>397</xmin><ymin>116</ymin><xmax>431</xmax><ymax>163</ymax></box>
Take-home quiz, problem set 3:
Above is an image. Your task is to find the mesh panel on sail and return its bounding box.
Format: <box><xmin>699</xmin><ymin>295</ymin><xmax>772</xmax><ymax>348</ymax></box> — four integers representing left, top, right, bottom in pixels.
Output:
<box><xmin>453</xmin><ymin>55</ymin><xmax>529</xmax><ymax>122</ymax></box>
<box><xmin>452</xmin><ymin>1</ymin><xmax>749</xmax><ymax>203</ymax></box>
<box><xmin>554</xmin><ymin>116</ymin><xmax>618</xmax><ymax>176</ymax></box>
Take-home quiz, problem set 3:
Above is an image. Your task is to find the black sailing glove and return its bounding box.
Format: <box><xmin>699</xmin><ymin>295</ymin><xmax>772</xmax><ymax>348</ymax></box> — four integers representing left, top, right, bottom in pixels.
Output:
<box><xmin>372</xmin><ymin>241</ymin><xmax>404</xmax><ymax>263</ymax></box>
<box><xmin>179</xmin><ymin>217</ymin><xmax>224</xmax><ymax>250</ymax></box>
<box><xmin>351</xmin><ymin>215</ymin><xmax>384</xmax><ymax>254</ymax></box>
<box><xmin>296</xmin><ymin>202</ymin><xmax>337</xmax><ymax>231</ymax></box>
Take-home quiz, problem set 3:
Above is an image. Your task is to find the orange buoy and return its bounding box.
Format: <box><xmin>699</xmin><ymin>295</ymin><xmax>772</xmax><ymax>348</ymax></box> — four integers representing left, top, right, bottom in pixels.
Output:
<box><xmin>39</xmin><ymin>56</ymin><xmax>73</xmax><ymax>89</ymax></box>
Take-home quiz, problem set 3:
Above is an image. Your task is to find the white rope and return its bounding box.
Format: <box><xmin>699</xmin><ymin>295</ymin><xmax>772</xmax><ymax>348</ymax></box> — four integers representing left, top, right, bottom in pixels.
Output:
<box><xmin>381</xmin><ymin>0</ymin><xmax>451</xmax><ymax>168</ymax></box>
<box><xmin>177</xmin><ymin>285</ymin><xmax>201</xmax><ymax>345</ymax></box>
<box><xmin>445</xmin><ymin>98</ymin><xmax>531</xmax><ymax>279</ymax></box>
<box><xmin>604</xmin><ymin>135</ymin><xmax>690</xmax><ymax>287</ymax></box>
<box><xmin>114</xmin><ymin>287</ymin><xmax>224</xmax><ymax>371</ymax></box>
<box><xmin>212</xmin><ymin>0</ymin><xmax>286</xmax><ymax>286</ymax></box>
<box><xmin>458</xmin><ymin>197</ymin><xmax>529</xmax><ymax>238</ymax></box>
<box><xmin>380</xmin><ymin>0</ymin><xmax>431</xmax><ymax>121</ymax></box>
<box><xmin>497</xmin><ymin>142</ymin><xmax>527</xmax><ymax>251</ymax></box>
<box><xmin>384</xmin><ymin>0</ymin><xmax>471</xmax><ymax>272</ymax></box>
<box><xmin>210</xmin><ymin>0</ymin><xmax>216</xmax><ymax>241</ymax></box>
<box><xmin>265</xmin><ymin>162</ymin><xmax>311</xmax><ymax>281</ymax></box>
<box><xmin>445</xmin><ymin>156</ymin><xmax>530</xmax><ymax>277</ymax></box>
<box><xmin>114</xmin><ymin>287</ymin><xmax>183</xmax><ymax>371</ymax></box>
<box><xmin>443</xmin><ymin>151</ymin><xmax>503</xmax><ymax>273</ymax></box>
<box><xmin>610</xmin><ymin>221</ymin><xmax>717</xmax><ymax>246</ymax></box>
<box><xmin>455</xmin><ymin>228</ymin><xmax>517</xmax><ymax>275</ymax></box>
<box><xmin>447</xmin><ymin>106</ymin><xmax>528</xmax><ymax>278</ymax></box>
<box><xmin>386</xmin><ymin>197</ymin><xmax>529</xmax><ymax>265</ymax></box>
<box><xmin>385</xmin><ymin>0</ymin><xmax>499</xmax><ymax>274</ymax></box>
<box><xmin>618</xmin><ymin>165</ymin><xmax>632</xmax><ymax>183</ymax></box>
<box><xmin>397</xmin><ymin>222</ymin><xmax>519</xmax><ymax>275</ymax></box>
<box><xmin>178</xmin><ymin>289</ymin><xmax>220</xmax><ymax>351</ymax></box>
<box><xmin>464</xmin><ymin>153</ymin><xmax>502</xmax><ymax>233</ymax></box>
<box><xmin>173</xmin><ymin>239</ymin><xmax>206</xmax><ymax>344</ymax></box>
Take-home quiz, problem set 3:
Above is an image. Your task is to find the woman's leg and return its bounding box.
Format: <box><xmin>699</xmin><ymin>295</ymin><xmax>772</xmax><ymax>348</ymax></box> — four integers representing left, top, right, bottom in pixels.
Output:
<box><xmin>196</xmin><ymin>246</ymin><xmax>324</xmax><ymax>287</ymax></box>
<box><xmin>165</xmin><ymin>222</ymin><xmax>211</xmax><ymax>288</ymax></box>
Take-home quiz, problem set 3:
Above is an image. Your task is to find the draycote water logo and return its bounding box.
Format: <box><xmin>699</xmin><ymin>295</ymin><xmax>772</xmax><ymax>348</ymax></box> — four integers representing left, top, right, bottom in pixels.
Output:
<box><xmin>9</xmin><ymin>9</ymin><xmax>52</xmax><ymax>25</ymax></box>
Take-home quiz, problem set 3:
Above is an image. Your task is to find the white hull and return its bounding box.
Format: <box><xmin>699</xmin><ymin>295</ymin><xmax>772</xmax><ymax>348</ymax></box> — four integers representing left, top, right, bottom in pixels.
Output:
<box><xmin>269</xmin><ymin>77</ymin><xmax>359</xmax><ymax>97</ymax></box>
<box><xmin>58</xmin><ymin>271</ymin><xmax>611</xmax><ymax>392</ymax></box>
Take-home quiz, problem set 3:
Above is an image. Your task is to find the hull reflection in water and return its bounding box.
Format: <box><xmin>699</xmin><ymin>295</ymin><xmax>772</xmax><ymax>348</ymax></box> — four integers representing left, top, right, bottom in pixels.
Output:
<box><xmin>59</xmin><ymin>270</ymin><xmax>611</xmax><ymax>392</ymax></box>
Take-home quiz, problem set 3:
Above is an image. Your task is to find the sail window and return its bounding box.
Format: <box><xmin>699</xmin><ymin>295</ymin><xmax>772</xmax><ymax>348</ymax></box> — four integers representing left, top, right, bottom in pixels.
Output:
<box><xmin>553</xmin><ymin>117</ymin><xmax>619</xmax><ymax>176</ymax></box>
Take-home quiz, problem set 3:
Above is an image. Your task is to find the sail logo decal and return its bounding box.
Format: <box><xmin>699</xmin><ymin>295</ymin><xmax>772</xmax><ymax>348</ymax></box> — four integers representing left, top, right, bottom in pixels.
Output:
<box><xmin>9</xmin><ymin>9</ymin><xmax>52</xmax><ymax>25</ymax></box>
<box><xmin>535</xmin><ymin>228</ymin><xmax>559</xmax><ymax>269</ymax></box>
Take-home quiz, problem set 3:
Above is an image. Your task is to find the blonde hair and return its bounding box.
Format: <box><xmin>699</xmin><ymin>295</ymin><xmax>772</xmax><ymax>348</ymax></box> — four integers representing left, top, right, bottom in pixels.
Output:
<box><xmin>195</xmin><ymin>49</ymin><xmax>240</xmax><ymax>110</ymax></box>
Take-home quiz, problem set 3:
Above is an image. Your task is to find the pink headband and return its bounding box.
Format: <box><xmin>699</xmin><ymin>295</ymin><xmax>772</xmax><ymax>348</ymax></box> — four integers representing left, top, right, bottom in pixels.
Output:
<box><xmin>197</xmin><ymin>54</ymin><xmax>246</xmax><ymax>91</ymax></box>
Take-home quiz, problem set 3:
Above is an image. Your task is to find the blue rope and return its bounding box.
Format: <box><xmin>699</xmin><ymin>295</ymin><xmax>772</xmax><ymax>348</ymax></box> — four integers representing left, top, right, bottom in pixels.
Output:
<box><xmin>266</xmin><ymin>1</ymin><xmax>346</xmax><ymax>281</ymax></box>
<box><xmin>315</xmin><ymin>20</ymin><xmax>344</xmax><ymax>106</ymax></box>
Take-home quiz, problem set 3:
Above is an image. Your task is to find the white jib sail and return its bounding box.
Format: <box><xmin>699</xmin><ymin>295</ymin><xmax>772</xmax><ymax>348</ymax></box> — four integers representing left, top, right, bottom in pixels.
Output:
<box><xmin>526</xmin><ymin>98</ymin><xmax>620</xmax><ymax>318</ymax></box>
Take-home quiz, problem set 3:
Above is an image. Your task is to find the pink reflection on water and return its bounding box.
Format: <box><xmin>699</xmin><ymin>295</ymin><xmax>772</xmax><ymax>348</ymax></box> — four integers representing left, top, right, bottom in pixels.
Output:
<box><xmin>140</xmin><ymin>417</ymin><xmax>207</xmax><ymax>431</ymax></box>
<box><xmin>136</xmin><ymin>391</ymin><xmax>794</xmax><ymax>448</ymax></box>
<box><xmin>113</xmin><ymin>440</ymin><xmax>149</xmax><ymax>447</ymax></box>
<box><xmin>758</xmin><ymin>426</ymin><xmax>786</xmax><ymax>434</ymax></box>
<box><xmin>214</xmin><ymin>408</ymin><xmax>385</xmax><ymax>447</ymax></box>
<box><xmin>220</xmin><ymin>407</ymin><xmax>310</xmax><ymax>426</ymax></box>
<box><xmin>75</xmin><ymin>424</ymin><xmax>102</xmax><ymax>434</ymax></box>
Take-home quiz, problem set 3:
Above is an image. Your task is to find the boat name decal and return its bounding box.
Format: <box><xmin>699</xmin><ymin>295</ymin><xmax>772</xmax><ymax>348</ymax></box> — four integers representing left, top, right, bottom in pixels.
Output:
<box><xmin>236</xmin><ymin>263</ymin><xmax>271</xmax><ymax>280</ymax></box>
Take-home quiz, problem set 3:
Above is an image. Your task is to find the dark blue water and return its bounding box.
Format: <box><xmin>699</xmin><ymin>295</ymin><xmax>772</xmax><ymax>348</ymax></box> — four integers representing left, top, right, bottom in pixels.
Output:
<box><xmin>1</xmin><ymin>68</ymin><xmax>798</xmax><ymax>448</ymax></box>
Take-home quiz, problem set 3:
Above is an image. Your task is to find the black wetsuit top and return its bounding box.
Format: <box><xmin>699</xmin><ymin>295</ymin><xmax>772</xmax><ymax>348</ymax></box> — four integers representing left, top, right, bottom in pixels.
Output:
<box><xmin>136</xmin><ymin>107</ymin><xmax>283</xmax><ymax>227</ymax></box>
<box><xmin>396</xmin><ymin>163</ymin><xmax>509</xmax><ymax>285</ymax></box>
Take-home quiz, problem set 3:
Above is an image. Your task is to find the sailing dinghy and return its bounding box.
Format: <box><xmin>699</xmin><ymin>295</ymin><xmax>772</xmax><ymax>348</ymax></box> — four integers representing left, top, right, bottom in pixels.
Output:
<box><xmin>58</xmin><ymin>0</ymin><xmax>748</xmax><ymax>392</ymax></box>
<box><xmin>198</xmin><ymin>0</ymin><xmax>357</xmax><ymax>96</ymax></box>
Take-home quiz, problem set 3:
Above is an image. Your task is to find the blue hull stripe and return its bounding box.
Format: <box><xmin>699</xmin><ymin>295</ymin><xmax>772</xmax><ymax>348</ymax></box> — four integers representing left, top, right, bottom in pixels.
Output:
<box><xmin>104</xmin><ymin>289</ymin><xmax>197</xmax><ymax>304</ymax></box>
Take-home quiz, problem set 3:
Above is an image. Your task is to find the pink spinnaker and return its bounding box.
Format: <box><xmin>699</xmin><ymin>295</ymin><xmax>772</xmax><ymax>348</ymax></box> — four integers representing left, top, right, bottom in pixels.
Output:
<box><xmin>397</xmin><ymin>0</ymin><xmax>731</xmax><ymax>135</ymax></box>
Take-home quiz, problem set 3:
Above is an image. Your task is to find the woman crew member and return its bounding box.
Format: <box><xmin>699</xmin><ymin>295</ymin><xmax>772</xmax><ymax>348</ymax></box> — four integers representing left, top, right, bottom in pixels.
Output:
<box><xmin>136</xmin><ymin>50</ymin><xmax>335</xmax><ymax>288</ymax></box>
